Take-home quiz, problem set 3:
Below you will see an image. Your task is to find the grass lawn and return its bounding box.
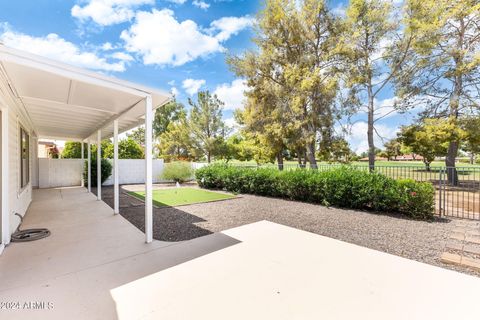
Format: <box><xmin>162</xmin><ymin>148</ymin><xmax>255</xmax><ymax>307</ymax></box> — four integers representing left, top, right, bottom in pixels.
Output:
<box><xmin>129</xmin><ymin>187</ymin><xmax>235</xmax><ymax>207</ymax></box>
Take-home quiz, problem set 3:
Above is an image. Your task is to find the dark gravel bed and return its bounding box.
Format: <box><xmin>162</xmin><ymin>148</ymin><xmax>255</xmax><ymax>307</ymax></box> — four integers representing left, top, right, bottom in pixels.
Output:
<box><xmin>94</xmin><ymin>185</ymin><xmax>479</xmax><ymax>276</ymax></box>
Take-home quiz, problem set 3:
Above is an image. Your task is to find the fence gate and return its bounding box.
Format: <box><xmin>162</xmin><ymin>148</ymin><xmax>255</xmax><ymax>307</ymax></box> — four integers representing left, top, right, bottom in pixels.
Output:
<box><xmin>437</xmin><ymin>167</ymin><xmax>480</xmax><ymax>220</ymax></box>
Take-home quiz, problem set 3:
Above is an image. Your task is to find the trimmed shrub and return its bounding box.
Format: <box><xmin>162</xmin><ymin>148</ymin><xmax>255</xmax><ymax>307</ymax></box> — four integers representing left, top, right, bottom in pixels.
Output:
<box><xmin>162</xmin><ymin>161</ymin><xmax>194</xmax><ymax>183</ymax></box>
<box><xmin>84</xmin><ymin>159</ymin><xmax>112</xmax><ymax>187</ymax></box>
<box><xmin>396</xmin><ymin>179</ymin><xmax>435</xmax><ymax>220</ymax></box>
<box><xmin>196</xmin><ymin>164</ymin><xmax>435</xmax><ymax>220</ymax></box>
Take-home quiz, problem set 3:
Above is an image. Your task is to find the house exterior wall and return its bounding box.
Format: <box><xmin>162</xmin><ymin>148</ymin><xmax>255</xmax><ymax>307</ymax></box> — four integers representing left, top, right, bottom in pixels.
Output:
<box><xmin>0</xmin><ymin>80</ymin><xmax>35</xmax><ymax>237</ymax></box>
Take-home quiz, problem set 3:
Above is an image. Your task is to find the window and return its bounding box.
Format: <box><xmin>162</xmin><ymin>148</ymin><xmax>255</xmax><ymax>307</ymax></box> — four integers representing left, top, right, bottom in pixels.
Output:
<box><xmin>20</xmin><ymin>127</ymin><xmax>29</xmax><ymax>189</ymax></box>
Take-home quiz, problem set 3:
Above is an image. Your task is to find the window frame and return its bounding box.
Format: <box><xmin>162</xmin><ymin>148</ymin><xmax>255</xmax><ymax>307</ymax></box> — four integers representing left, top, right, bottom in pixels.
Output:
<box><xmin>19</xmin><ymin>126</ymin><xmax>30</xmax><ymax>190</ymax></box>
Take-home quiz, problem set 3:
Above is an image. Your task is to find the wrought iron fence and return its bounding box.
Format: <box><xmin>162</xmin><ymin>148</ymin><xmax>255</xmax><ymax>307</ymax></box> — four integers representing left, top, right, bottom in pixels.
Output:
<box><xmin>230</xmin><ymin>163</ymin><xmax>480</xmax><ymax>220</ymax></box>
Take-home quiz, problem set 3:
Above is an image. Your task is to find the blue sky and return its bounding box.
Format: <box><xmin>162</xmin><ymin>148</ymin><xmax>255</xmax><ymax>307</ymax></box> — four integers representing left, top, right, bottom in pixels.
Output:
<box><xmin>0</xmin><ymin>0</ymin><xmax>415</xmax><ymax>153</ymax></box>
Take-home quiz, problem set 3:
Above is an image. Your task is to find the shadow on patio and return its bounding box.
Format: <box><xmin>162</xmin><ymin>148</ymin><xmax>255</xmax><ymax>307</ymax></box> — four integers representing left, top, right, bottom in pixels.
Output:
<box><xmin>0</xmin><ymin>187</ymin><xmax>240</xmax><ymax>319</ymax></box>
<box><xmin>95</xmin><ymin>185</ymin><xmax>215</xmax><ymax>241</ymax></box>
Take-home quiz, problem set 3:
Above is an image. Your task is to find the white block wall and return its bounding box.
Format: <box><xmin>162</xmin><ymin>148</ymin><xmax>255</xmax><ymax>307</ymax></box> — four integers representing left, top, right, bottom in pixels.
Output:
<box><xmin>39</xmin><ymin>159</ymin><xmax>84</xmax><ymax>188</ymax></box>
<box><xmin>102</xmin><ymin>159</ymin><xmax>165</xmax><ymax>185</ymax></box>
<box><xmin>36</xmin><ymin>159</ymin><xmax>208</xmax><ymax>188</ymax></box>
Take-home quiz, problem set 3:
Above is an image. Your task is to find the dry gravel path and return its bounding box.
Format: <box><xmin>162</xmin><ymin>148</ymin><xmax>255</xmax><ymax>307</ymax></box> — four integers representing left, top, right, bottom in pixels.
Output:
<box><xmin>94</xmin><ymin>185</ymin><xmax>479</xmax><ymax>276</ymax></box>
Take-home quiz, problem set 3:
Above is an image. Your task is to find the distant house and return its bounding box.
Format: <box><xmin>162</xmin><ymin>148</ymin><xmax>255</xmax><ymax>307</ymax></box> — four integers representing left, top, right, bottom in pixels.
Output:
<box><xmin>395</xmin><ymin>154</ymin><xmax>424</xmax><ymax>161</ymax></box>
<box><xmin>359</xmin><ymin>156</ymin><xmax>388</xmax><ymax>161</ymax></box>
<box><xmin>38</xmin><ymin>141</ymin><xmax>59</xmax><ymax>158</ymax></box>
<box><xmin>358</xmin><ymin>154</ymin><xmax>424</xmax><ymax>162</ymax></box>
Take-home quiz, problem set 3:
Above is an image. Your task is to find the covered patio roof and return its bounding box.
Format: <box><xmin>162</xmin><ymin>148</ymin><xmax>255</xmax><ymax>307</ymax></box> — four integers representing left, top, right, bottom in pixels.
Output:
<box><xmin>0</xmin><ymin>44</ymin><xmax>168</xmax><ymax>243</ymax></box>
<box><xmin>0</xmin><ymin>44</ymin><xmax>171</xmax><ymax>141</ymax></box>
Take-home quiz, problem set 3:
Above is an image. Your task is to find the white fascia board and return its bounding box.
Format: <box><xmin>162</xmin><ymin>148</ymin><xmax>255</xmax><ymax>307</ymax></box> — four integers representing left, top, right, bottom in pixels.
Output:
<box><xmin>0</xmin><ymin>45</ymin><xmax>170</xmax><ymax>99</ymax></box>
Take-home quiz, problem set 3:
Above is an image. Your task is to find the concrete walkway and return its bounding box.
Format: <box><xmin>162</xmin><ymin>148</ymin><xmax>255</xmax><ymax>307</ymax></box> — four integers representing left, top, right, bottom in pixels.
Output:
<box><xmin>1</xmin><ymin>188</ymin><xmax>480</xmax><ymax>319</ymax></box>
<box><xmin>0</xmin><ymin>187</ymin><xmax>239</xmax><ymax>319</ymax></box>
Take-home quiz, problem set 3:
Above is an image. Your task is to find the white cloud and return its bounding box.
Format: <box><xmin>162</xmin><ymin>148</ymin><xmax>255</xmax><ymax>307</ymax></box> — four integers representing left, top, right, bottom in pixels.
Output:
<box><xmin>374</xmin><ymin>97</ymin><xmax>399</xmax><ymax>120</ymax></box>
<box><xmin>224</xmin><ymin>117</ymin><xmax>239</xmax><ymax>134</ymax></box>
<box><xmin>193</xmin><ymin>0</ymin><xmax>210</xmax><ymax>10</ymax></box>
<box><xmin>346</xmin><ymin>122</ymin><xmax>398</xmax><ymax>153</ymax></box>
<box><xmin>224</xmin><ymin>117</ymin><xmax>237</xmax><ymax>127</ymax></box>
<box><xmin>170</xmin><ymin>87</ymin><xmax>179</xmax><ymax>97</ymax></box>
<box><xmin>182</xmin><ymin>78</ymin><xmax>206</xmax><ymax>95</ymax></box>
<box><xmin>166</xmin><ymin>0</ymin><xmax>187</xmax><ymax>3</ymax></box>
<box><xmin>213</xmin><ymin>79</ymin><xmax>248</xmax><ymax>110</ymax></box>
<box><xmin>121</xmin><ymin>9</ymin><xmax>223</xmax><ymax>66</ymax></box>
<box><xmin>332</xmin><ymin>4</ymin><xmax>346</xmax><ymax>17</ymax></box>
<box><xmin>210</xmin><ymin>15</ymin><xmax>254</xmax><ymax>41</ymax></box>
<box><xmin>111</xmin><ymin>51</ymin><xmax>134</xmax><ymax>61</ymax></box>
<box><xmin>0</xmin><ymin>27</ymin><xmax>127</xmax><ymax>72</ymax></box>
<box><xmin>71</xmin><ymin>0</ymin><xmax>154</xmax><ymax>26</ymax></box>
<box><xmin>101</xmin><ymin>42</ymin><xmax>114</xmax><ymax>50</ymax></box>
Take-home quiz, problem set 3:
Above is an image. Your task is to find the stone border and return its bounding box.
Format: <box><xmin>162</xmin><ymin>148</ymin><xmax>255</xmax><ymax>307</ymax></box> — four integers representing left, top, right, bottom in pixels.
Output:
<box><xmin>441</xmin><ymin>221</ymin><xmax>480</xmax><ymax>272</ymax></box>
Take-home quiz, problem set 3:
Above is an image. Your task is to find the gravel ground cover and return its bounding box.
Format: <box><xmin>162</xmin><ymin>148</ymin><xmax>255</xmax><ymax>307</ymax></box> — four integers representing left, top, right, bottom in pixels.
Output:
<box><xmin>94</xmin><ymin>184</ymin><xmax>480</xmax><ymax>276</ymax></box>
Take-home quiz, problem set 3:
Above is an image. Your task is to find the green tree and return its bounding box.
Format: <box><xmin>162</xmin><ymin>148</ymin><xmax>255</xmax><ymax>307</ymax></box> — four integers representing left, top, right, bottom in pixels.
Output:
<box><xmin>126</xmin><ymin>100</ymin><xmax>186</xmax><ymax>146</ymax></box>
<box><xmin>398</xmin><ymin>118</ymin><xmax>466</xmax><ymax>171</ymax></box>
<box><xmin>158</xmin><ymin>118</ymin><xmax>198</xmax><ymax>162</ymax></box>
<box><xmin>342</xmin><ymin>0</ymin><xmax>412</xmax><ymax>171</ymax></box>
<box><xmin>153</xmin><ymin>99</ymin><xmax>186</xmax><ymax>137</ymax></box>
<box><xmin>90</xmin><ymin>140</ymin><xmax>113</xmax><ymax>159</ymax></box>
<box><xmin>103</xmin><ymin>138</ymin><xmax>144</xmax><ymax>159</ymax></box>
<box><xmin>228</xmin><ymin>0</ymin><xmax>342</xmax><ymax>169</ymax></box>
<box><xmin>394</xmin><ymin>0</ymin><xmax>480</xmax><ymax>182</ymax></box>
<box><xmin>84</xmin><ymin>158</ymin><xmax>112</xmax><ymax>187</ymax></box>
<box><xmin>400</xmin><ymin>144</ymin><xmax>414</xmax><ymax>159</ymax></box>
<box><xmin>384</xmin><ymin>138</ymin><xmax>403</xmax><ymax>160</ymax></box>
<box><xmin>127</xmin><ymin>127</ymin><xmax>145</xmax><ymax>146</ymax></box>
<box><xmin>188</xmin><ymin>90</ymin><xmax>226</xmax><ymax>163</ymax></box>
<box><xmin>318</xmin><ymin>137</ymin><xmax>353</xmax><ymax>163</ymax></box>
<box><xmin>62</xmin><ymin>141</ymin><xmax>87</xmax><ymax>159</ymax></box>
<box><xmin>461</xmin><ymin>117</ymin><xmax>480</xmax><ymax>164</ymax></box>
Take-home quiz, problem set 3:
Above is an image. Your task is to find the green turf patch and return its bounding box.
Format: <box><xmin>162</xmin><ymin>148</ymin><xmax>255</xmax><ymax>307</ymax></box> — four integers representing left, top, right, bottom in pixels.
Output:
<box><xmin>128</xmin><ymin>187</ymin><xmax>235</xmax><ymax>207</ymax></box>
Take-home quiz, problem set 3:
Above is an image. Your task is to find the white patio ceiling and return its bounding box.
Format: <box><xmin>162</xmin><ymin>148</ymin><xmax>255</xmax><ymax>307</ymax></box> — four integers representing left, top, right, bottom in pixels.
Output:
<box><xmin>0</xmin><ymin>45</ymin><xmax>170</xmax><ymax>141</ymax></box>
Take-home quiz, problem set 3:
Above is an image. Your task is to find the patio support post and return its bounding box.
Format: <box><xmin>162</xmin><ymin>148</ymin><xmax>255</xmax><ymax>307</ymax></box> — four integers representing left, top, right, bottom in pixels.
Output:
<box><xmin>113</xmin><ymin>119</ymin><xmax>119</xmax><ymax>214</ymax></box>
<box><xmin>97</xmin><ymin>130</ymin><xmax>101</xmax><ymax>201</ymax></box>
<box><xmin>81</xmin><ymin>141</ymin><xmax>84</xmax><ymax>187</ymax></box>
<box><xmin>145</xmin><ymin>95</ymin><xmax>153</xmax><ymax>243</ymax></box>
<box><xmin>87</xmin><ymin>140</ymin><xmax>91</xmax><ymax>193</ymax></box>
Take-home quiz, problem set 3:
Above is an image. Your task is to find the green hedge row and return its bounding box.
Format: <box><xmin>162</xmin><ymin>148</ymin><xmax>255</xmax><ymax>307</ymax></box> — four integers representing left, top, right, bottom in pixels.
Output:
<box><xmin>195</xmin><ymin>164</ymin><xmax>435</xmax><ymax>220</ymax></box>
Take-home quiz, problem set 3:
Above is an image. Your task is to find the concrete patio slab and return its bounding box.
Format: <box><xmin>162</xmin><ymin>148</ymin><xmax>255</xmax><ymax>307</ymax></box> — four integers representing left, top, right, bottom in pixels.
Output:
<box><xmin>110</xmin><ymin>221</ymin><xmax>480</xmax><ymax>320</ymax></box>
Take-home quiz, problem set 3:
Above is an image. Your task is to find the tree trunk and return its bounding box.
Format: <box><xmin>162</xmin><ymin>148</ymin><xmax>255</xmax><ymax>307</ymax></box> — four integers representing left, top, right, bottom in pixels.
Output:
<box><xmin>446</xmin><ymin>19</ymin><xmax>464</xmax><ymax>186</ymax></box>
<box><xmin>446</xmin><ymin>79</ymin><xmax>461</xmax><ymax>185</ymax></box>
<box><xmin>207</xmin><ymin>151</ymin><xmax>211</xmax><ymax>163</ymax></box>
<box><xmin>446</xmin><ymin>141</ymin><xmax>458</xmax><ymax>185</ymax></box>
<box><xmin>297</xmin><ymin>149</ymin><xmax>303</xmax><ymax>168</ymax></box>
<box><xmin>470</xmin><ymin>153</ymin><xmax>475</xmax><ymax>165</ymax></box>
<box><xmin>277</xmin><ymin>151</ymin><xmax>284</xmax><ymax>171</ymax></box>
<box><xmin>306</xmin><ymin>142</ymin><xmax>317</xmax><ymax>169</ymax></box>
<box><xmin>424</xmin><ymin>160</ymin><xmax>431</xmax><ymax>172</ymax></box>
<box><xmin>367</xmin><ymin>86</ymin><xmax>375</xmax><ymax>172</ymax></box>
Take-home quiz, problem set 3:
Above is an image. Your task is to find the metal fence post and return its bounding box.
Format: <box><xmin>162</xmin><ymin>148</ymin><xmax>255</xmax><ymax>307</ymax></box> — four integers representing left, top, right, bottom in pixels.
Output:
<box><xmin>439</xmin><ymin>168</ymin><xmax>443</xmax><ymax>218</ymax></box>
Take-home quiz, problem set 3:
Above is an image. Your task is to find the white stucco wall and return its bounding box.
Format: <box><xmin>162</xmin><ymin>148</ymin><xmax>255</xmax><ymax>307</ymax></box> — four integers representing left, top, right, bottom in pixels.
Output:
<box><xmin>38</xmin><ymin>159</ymin><xmax>84</xmax><ymax>188</ymax></box>
<box><xmin>103</xmin><ymin>159</ymin><xmax>164</xmax><ymax>185</ymax></box>
<box><xmin>37</xmin><ymin>159</ymin><xmax>167</xmax><ymax>188</ymax></box>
